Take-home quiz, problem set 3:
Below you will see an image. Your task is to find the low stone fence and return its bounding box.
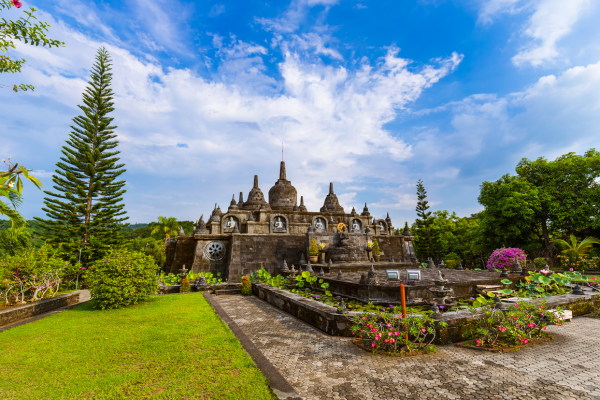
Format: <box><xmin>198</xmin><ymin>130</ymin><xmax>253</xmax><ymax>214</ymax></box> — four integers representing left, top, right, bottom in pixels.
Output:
<box><xmin>158</xmin><ymin>283</ymin><xmax>241</xmax><ymax>295</ymax></box>
<box><xmin>0</xmin><ymin>291</ymin><xmax>81</xmax><ymax>328</ymax></box>
<box><xmin>252</xmin><ymin>283</ymin><xmax>600</xmax><ymax>344</ymax></box>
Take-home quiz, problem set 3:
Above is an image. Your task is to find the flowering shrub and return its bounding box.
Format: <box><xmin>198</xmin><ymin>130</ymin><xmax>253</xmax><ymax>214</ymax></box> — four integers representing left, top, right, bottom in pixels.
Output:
<box><xmin>241</xmin><ymin>276</ymin><xmax>252</xmax><ymax>295</ymax></box>
<box><xmin>180</xmin><ymin>277</ymin><xmax>191</xmax><ymax>293</ymax></box>
<box><xmin>87</xmin><ymin>249</ymin><xmax>158</xmax><ymax>310</ymax></box>
<box><xmin>465</xmin><ymin>296</ymin><xmax>561</xmax><ymax>347</ymax></box>
<box><xmin>487</xmin><ymin>247</ymin><xmax>527</xmax><ymax>270</ymax></box>
<box><xmin>557</xmin><ymin>254</ymin><xmax>600</xmax><ymax>271</ymax></box>
<box><xmin>350</xmin><ymin>309</ymin><xmax>446</xmax><ymax>354</ymax></box>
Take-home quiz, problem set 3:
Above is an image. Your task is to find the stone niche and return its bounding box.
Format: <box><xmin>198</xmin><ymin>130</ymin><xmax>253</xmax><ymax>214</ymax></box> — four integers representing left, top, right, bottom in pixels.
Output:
<box><xmin>374</xmin><ymin>219</ymin><xmax>388</xmax><ymax>235</ymax></box>
<box><xmin>222</xmin><ymin>215</ymin><xmax>240</xmax><ymax>233</ymax></box>
<box><xmin>269</xmin><ymin>214</ymin><xmax>289</xmax><ymax>234</ymax></box>
<box><xmin>312</xmin><ymin>216</ymin><xmax>327</xmax><ymax>233</ymax></box>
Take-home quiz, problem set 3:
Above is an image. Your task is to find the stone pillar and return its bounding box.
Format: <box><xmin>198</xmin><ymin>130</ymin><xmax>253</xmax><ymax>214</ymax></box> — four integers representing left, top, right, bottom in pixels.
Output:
<box><xmin>228</xmin><ymin>232</ymin><xmax>242</xmax><ymax>282</ymax></box>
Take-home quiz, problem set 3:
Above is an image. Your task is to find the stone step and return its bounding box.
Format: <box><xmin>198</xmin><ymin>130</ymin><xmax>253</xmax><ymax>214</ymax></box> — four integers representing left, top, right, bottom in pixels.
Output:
<box><xmin>214</xmin><ymin>289</ymin><xmax>241</xmax><ymax>295</ymax></box>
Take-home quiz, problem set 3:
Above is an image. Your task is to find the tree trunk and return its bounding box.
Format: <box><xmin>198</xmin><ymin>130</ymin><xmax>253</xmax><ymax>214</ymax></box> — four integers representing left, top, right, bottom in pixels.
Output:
<box><xmin>541</xmin><ymin>219</ymin><xmax>554</xmax><ymax>267</ymax></box>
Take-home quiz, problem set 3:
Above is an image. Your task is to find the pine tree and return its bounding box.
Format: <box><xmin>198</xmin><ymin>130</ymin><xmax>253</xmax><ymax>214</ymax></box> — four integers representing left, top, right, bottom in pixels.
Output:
<box><xmin>413</xmin><ymin>179</ymin><xmax>438</xmax><ymax>262</ymax></box>
<box><xmin>35</xmin><ymin>47</ymin><xmax>128</xmax><ymax>262</ymax></box>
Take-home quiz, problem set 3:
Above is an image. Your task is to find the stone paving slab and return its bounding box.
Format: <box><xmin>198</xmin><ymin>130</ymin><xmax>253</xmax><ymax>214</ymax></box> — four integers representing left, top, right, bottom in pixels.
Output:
<box><xmin>215</xmin><ymin>295</ymin><xmax>600</xmax><ymax>400</ymax></box>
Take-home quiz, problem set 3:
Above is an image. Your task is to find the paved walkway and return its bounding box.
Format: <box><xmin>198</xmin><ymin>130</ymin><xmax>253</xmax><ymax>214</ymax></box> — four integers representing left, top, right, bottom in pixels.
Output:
<box><xmin>215</xmin><ymin>295</ymin><xmax>600</xmax><ymax>400</ymax></box>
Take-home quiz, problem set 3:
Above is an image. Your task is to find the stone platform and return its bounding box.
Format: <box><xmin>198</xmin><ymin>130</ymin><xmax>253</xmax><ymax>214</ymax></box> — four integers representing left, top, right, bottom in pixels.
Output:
<box><xmin>304</xmin><ymin>261</ymin><xmax>419</xmax><ymax>273</ymax></box>
<box><xmin>215</xmin><ymin>294</ymin><xmax>600</xmax><ymax>400</ymax></box>
<box><xmin>315</xmin><ymin>268</ymin><xmax>523</xmax><ymax>305</ymax></box>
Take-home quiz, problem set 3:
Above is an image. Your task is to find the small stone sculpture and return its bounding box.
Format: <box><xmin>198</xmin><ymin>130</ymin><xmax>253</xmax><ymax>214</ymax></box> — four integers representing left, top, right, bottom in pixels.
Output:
<box><xmin>426</xmin><ymin>258</ymin><xmax>435</xmax><ymax>269</ymax></box>
<box><xmin>337</xmin><ymin>270</ymin><xmax>342</xmax><ymax>280</ymax></box>
<box><xmin>439</xmin><ymin>260</ymin><xmax>446</xmax><ymax>269</ymax></box>
<box><xmin>511</xmin><ymin>258</ymin><xmax>522</xmax><ymax>274</ymax></box>
<box><xmin>318</xmin><ymin>267</ymin><xmax>324</xmax><ymax>277</ymax></box>
<box><xmin>389</xmin><ymin>255</ymin><xmax>394</xmax><ymax>262</ymax></box>
<box><xmin>336</xmin><ymin>298</ymin><xmax>347</xmax><ymax>314</ymax></box>
<box><xmin>359</xmin><ymin>271</ymin><xmax>367</xmax><ymax>284</ymax></box>
<box><xmin>456</xmin><ymin>263</ymin><xmax>464</xmax><ymax>270</ymax></box>
<box><xmin>289</xmin><ymin>264</ymin><xmax>297</xmax><ymax>278</ymax></box>
<box><xmin>301</xmin><ymin>215</ymin><xmax>307</xmax><ymax>223</ymax></box>
<box><xmin>299</xmin><ymin>253</ymin><xmax>307</xmax><ymax>264</ymax></box>
<box><xmin>306</xmin><ymin>260</ymin><xmax>314</xmax><ymax>273</ymax></box>
<box><xmin>197</xmin><ymin>272</ymin><xmax>208</xmax><ymax>286</ymax></box>
<box><xmin>327</xmin><ymin>259</ymin><xmax>333</xmax><ymax>269</ymax></box>
<box><xmin>280</xmin><ymin>260</ymin><xmax>290</xmax><ymax>274</ymax></box>
<box><xmin>366</xmin><ymin>264</ymin><xmax>377</xmax><ymax>285</ymax></box>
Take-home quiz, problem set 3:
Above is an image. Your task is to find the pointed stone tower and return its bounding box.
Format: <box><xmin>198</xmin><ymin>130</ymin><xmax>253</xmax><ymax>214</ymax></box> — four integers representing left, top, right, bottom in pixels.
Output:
<box><xmin>320</xmin><ymin>182</ymin><xmax>344</xmax><ymax>213</ymax></box>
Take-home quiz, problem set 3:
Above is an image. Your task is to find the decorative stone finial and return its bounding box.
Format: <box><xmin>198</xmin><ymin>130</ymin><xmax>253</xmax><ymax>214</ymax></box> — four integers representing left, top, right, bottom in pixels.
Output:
<box><xmin>194</xmin><ymin>214</ymin><xmax>209</xmax><ymax>234</ymax></box>
<box><xmin>366</xmin><ymin>264</ymin><xmax>377</xmax><ymax>285</ymax></box>
<box><xmin>439</xmin><ymin>260</ymin><xmax>446</xmax><ymax>269</ymax></box>
<box><xmin>318</xmin><ymin>267</ymin><xmax>324</xmax><ymax>277</ymax></box>
<box><xmin>216</xmin><ymin>205</ymin><xmax>222</xmax><ymax>215</ymax></box>
<box><xmin>359</xmin><ymin>272</ymin><xmax>367</xmax><ymax>284</ymax></box>
<box><xmin>307</xmin><ymin>223</ymin><xmax>314</xmax><ymax>233</ymax></box>
<box><xmin>247</xmin><ymin>212</ymin><xmax>255</xmax><ymax>222</ymax></box>
<box><xmin>337</xmin><ymin>270</ymin><xmax>342</xmax><ymax>279</ymax></box>
<box><xmin>426</xmin><ymin>258</ymin><xmax>435</xmax><ymax>268</ymax></box>
<box><xmin>361</xmin><ymin>202</ymin><xmax>370</xmax><ymax>217</ymax></box>
<box><xmin>178</xmin><ymin>226</ymin><xmax>185</xmax><ymax>237</ymax></box>
<box><xmin>456</xmin><ymin>262</ymin><xmax>464</xmax><ymax>270</ymax></box>
<box><xmin>293</xmin><ymin>202</ymin><xmax>298</xmax><ymax>211</ymax></box>
<box><xmin>279</xmin><ymin>161</ymin><xmax>286</xmax><ymax>180</ymax></box>
<box><xmin>290</xmin><ymin>264</ymin><xmax>297</xmax><ymax>277</ymax></box>
<box><xmin>298</xmin><ymin>195</ymin><xmax>307</xmax><ymax>212</ymax></box>
<box><xmin>239</xmin><ymin>192</ymin><xmax>244</xmax><ymax>206</ymax></box>
<box><xmin>254</xmin><ymin>175</ymin><xmax>259</xmax><ymax>188</ymax></box>
<box><xmin>230</xmin><ymin>195</ymin><xmax>237</xmax><ymax>206</ymax></box>
<box><xmin>327</xmin><ymin>259</ymin><xmax>333</xmax><ymax>269</ymax></box>
<box><xmin>402</xmin><ymin>222</ymin><xmax>411</xmax><ymax>236</ymax></box>
<box><xmin>320</xmin><ymin>183</ymin><xmax>344</xmax><ymax>213</ymax></box>
<box><xmin>280</xmin><ymin>260</ymin><xmax>289</xmax><ymax>273</ymax></box>
<box><xmin>306</xmin><ymin>260</ymin><xmax>313</xmax><ymax>272</ymax></box>
<box><xmin>351</xmin><ymin>207</ymin><xmax>356</xmax><ymax>216</ymax></box>
<box><xmin>299</xmin><ymin>253</ymin><xmax>307</xmax><ymax>264</ymax></box>
<box><xmin>386</xmin><ymin>212</ymin><xmax>392</xmax><ymax>226</ymax></box>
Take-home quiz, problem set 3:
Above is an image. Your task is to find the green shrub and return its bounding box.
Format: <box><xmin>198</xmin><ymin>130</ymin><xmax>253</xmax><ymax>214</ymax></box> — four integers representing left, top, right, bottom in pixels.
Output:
<box><xmin>309</xmin><ymin>238</ymin><xmax>318</xmax><ymax>256</ymax></box>
<box><xmin>87</xmin><ymin>249</ymin><xmax>158</xmax><ymax>310</ymax></box>
<box><xmin>241</xmin><ymin>276</ymin><xmax>252</xmax><ymax>295</ymax></box>
<box><xmin>533</xmin><ymin>257</ymin><xmax>547</xmax><ymax>270</ymax></box>
<box><xmin>444</xmin><ymin>252</ymin><xmax>462</xmax><ymax>269</ymax></box>
<box><xmin>372</xmin><ymin>238</ymin><xmax>381</xmax><ymax>256</ymax></box>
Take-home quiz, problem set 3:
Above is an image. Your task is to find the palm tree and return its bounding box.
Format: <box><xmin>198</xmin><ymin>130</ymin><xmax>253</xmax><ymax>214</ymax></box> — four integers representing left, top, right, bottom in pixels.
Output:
<box><xmin>151</xmin><ymin>216</ymin><xmax>179</xmax><ymax>239</ymax></box>
<box><xmin>553</xmin><ymin>235</ymin><xmax>600</xmax><ymax>259</ymax></box>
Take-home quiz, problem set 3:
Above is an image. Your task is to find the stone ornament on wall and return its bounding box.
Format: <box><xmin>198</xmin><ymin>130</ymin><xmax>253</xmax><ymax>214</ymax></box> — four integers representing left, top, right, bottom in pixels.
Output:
<box><xmin>272</xmin><ymin>216</ymin><xmax>287</xmax><ymax>233</ymax></box>
<box><xmin>313</xmin><ymin>217</ymin><xmax>327</xmax><ymax>233</ymax></box>
<box><xmin>377</xmin><ymin>220</ymin><xmax>388</xmax><ymax>235</ymax></box>
<box><xmin>350</xmin><ymin>219</ymin><xmax>362</xmax><ymax>233</ymax></box>
<box><xmin>204</xmin><ymin>241</ymin><xmax>226</xmax><ymax>261</ymax></box>
<box><xmin>223</xmin><ymin>216</ymin><xmax>239</xmax><ymax>233</ymax></box>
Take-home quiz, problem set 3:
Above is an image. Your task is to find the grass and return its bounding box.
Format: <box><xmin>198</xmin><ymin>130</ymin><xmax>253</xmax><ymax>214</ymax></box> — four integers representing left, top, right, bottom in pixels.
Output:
<box><xmin>0</xmin><ymin>293</ymin><xmax>274</xmax><ymax>400</ymax></box>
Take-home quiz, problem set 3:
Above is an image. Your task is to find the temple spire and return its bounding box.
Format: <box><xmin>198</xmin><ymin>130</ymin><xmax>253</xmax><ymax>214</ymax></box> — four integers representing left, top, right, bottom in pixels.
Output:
<box><xmin>329</xmin><ymin>182</ymin><xmax>334</xmax><ymax>195</ymax></box>
<box><xmin>253</xmin><ymin>175</ymin><xmax>258</xmax><ymax>188</ymax></box>
<box><xmin>279</xmin><ymin>161</ymin><xmax>286</xmax><ymax>180</ymax></box>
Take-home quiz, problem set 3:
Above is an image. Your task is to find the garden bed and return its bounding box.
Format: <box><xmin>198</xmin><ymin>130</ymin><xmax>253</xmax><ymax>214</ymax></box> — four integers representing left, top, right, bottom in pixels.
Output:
<box><xmin>0</xmin><ymin>291</ymin><xmax>81</xmax><ymax>328</ymax></box>
<box><xmin>455</xmin><ymin>335</ymin><xmax>554</xmax><ymax>353</ymax></box>
<box><xmin>157</xmin><ymin>282</ymin><xmax>241</xmax><ymax>294</ymax></box>
<box><xmin>352</xmin><ymin>338</ymin><xmax>435</xmax><ymax>357</ymax></box>
<box><xmin>252</xmin><ymin>282</ymin><xmax>600</xmax><ymax>344</ymax></box>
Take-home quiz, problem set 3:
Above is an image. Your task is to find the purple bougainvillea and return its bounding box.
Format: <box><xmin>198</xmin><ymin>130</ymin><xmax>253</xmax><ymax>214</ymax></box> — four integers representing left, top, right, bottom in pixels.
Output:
<box><xmin>487</xmin><ymin>247</ymin><xmax>527</xmax><ymax>270</ymax></box>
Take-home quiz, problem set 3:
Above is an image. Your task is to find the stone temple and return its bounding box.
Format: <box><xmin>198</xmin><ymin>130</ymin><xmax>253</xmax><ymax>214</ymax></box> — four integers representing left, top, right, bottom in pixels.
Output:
<box><xmin>165</xmin><ymin>162</ymin><xmax>418</xmax><ymax>282</ymax></box>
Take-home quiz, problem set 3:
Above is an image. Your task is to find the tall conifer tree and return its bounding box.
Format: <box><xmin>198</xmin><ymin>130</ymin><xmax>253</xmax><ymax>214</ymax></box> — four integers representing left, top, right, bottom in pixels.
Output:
<box><xmin>35</xmin><ymin>47</ymin><xmax>128</xmax><ymax>261</ymax></box>
<box><xmin>413</xmin><ymin>180</ymin><xmax>440</xmax><ymax>262</ymax></box>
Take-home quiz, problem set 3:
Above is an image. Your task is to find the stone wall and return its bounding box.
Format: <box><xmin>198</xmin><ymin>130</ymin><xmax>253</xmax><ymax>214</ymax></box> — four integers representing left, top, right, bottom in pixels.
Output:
<box><xmin>0</xmin><ymin>291</ymin><xmax>81</xmax><ymax>328</ymax></box>
<box><xmin>229</xmin><ymin>234</ymin><xmax>307</xmax><ymax>281</ymax></box>
<box><xmin>168</xmin><ymin>237</ymin><xmax>199</xmax><ymax>274</ymax></box>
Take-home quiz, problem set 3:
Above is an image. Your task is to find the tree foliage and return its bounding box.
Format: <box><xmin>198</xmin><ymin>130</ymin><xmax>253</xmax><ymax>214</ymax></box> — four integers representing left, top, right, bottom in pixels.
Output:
<box><xmin>1</xmin><ymin>0</ymin><xmax>64</xmax><ymax>91</ymax></box>
<box><xmin>477</xmin><ymin>149</ymin><xmax>600</xmax><ymax>264</ymax></box>
<box><xmin>35</xmin><ymin>47</ymin><xmax>128</xmax><ymax>262</ymax></box>
<box><xmin>413</xmin><ymin>180</ymin><xmax>441</xmax><ymax>262</ymax></box>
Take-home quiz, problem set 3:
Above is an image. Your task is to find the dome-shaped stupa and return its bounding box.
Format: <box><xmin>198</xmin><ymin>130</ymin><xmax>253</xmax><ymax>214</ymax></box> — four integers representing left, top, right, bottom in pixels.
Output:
<box><xmin>268</xmin><ymin>161</ymin><xmax>297</xmax><ymax>211</ymax></box>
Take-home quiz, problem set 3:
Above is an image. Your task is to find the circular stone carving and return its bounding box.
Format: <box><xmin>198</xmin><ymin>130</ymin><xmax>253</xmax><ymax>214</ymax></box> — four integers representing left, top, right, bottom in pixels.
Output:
<box><xmin>337</xmin><ymin>222</ymin><xmax>347</xmax><ymax>232</ymax></box>
<box><xmin>204</xmin><ymin>241</ymin><xmax>226</xmax><ymax>261</ymax></box>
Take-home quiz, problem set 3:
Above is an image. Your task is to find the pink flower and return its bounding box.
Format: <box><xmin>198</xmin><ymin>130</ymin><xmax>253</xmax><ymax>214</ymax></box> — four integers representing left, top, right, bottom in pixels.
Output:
<box><xmin>570</xmin><ymin>268</ymin><xmax>573</xmax><ymax>271</ymax></box>
<box><xmin>421</xmin><ymin>328</ymin><xmax>426</xmax><ymax>333</ymax></box>
<box><xmin>542</xmin><ymin>326</ymin><xmax>546</xmax><ymax>330</ymax></box>
<box><xmin>390</xmin><ymin>338</ymin><xmax>395</xmax><ymax>343</ymax></box>
<box><xmin>384</xmin><ymin>339</ymin><xmax>389</xmax><ymax>343</ymax></box>
<box><xmin>514</xmin><ymin>304</ymin><xmax>519</xmax><ymax>308</ymax></box>
<box><xmin>371</xmin><ymin>343</ymin><xmax>375</xmax><ymax>348</ymax></box>
<box><xmin>387</xmin><ymin>323</ymin><xmax>391</xmax><ymax>328</ymax></box>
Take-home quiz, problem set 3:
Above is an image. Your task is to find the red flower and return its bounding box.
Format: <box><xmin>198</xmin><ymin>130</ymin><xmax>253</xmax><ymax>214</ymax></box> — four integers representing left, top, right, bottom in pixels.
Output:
<box><xmin>11</xmin><ymin>0</ymin><xmax>22</xmax><ymax>8</ymax></box>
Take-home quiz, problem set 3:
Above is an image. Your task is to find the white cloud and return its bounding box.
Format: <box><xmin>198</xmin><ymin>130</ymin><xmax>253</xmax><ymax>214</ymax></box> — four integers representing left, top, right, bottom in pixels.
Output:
<box><xmin>209</xmin><ymin>4</ymin><xmax>225</xmax><ymax>17</ymax></box>
<box><xmin>512</xmin><ymin>0</ymin><xmax>591</xmax><ymax>67</ymax></box>
<box><xmin>477</xmin><ymin>0</ymin><xmax>592</xmax><ymax>67</ymax></box>
<box><xmin>256</xmin><ymin>0</ymin><xmax>339</xmax><ymax>33</ymax></box>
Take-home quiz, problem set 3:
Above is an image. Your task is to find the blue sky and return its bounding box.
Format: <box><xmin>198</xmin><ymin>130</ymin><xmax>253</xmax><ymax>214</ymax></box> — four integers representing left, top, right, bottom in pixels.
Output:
<box><xmin>2</xmin><ymin>0</ymin><xmax>600</xmax><ymax>226</ymax></box>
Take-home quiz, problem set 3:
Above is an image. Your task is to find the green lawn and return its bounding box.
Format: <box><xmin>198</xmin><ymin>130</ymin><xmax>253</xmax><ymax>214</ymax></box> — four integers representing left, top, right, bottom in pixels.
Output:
<box><xmin>0</xmin><ymin>293</ymin><xmax>274</xmax><ymax>400</ymax></box>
